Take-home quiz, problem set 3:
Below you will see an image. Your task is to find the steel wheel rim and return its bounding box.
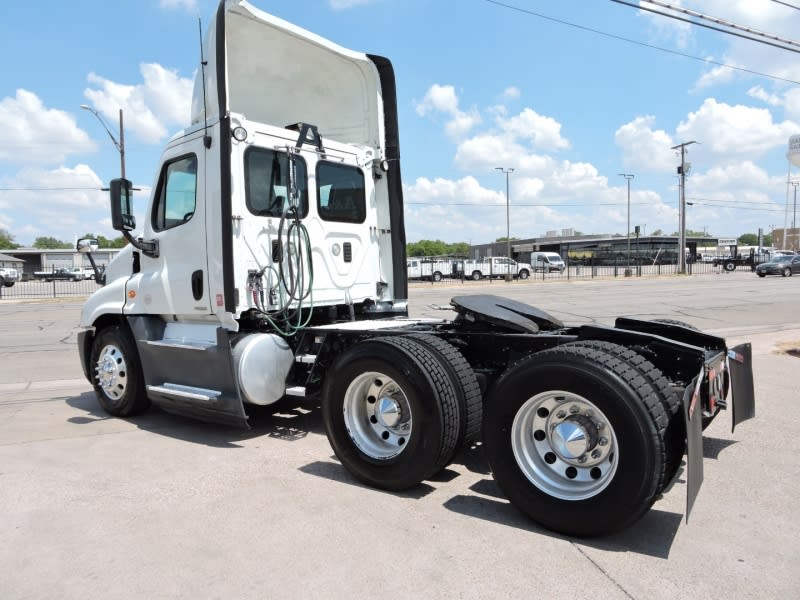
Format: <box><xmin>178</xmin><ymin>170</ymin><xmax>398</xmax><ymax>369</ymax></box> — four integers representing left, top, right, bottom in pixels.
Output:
<box><xmin>511</xmin><ymin>390</ymin><xmax>619</xmax><ymax>500</ymax></box>
<box><xmin>95</xmin><ymin>343</ymin><xmax>128</xmax><ymax>401</ymax></box>
<box><xmin>343</xmin><ymin>371</ymin><xmax>412</xmax><ymax>460</ymax></box>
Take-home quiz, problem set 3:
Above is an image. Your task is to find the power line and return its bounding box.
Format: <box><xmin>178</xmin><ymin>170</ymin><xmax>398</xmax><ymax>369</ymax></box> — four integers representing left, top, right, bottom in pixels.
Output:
<box><xmin>770</xmin><ymin>0</ymin><xmax>800</xmax><ymax>10</ymax></box>
<box><xmin>0</xmin><ymin>187</ymin><xmax>104</xmax><ymax>191</ymax></box>
<box><xmin>481</xmin><ymin>0</ymin><xmax>800</xmax><ymax>85</ymax></box>
<box><xmin>614</xmin><ymin>0</ymin><xmax>800</xmax><ymax>54</ymax></box>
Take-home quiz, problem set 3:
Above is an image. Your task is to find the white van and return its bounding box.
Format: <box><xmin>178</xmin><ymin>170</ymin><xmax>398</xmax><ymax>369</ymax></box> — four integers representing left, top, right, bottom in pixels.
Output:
<box><xmin>530</xmin><ymin>252</ymin><xmax>566</xmax><ymax>272</ymax></box>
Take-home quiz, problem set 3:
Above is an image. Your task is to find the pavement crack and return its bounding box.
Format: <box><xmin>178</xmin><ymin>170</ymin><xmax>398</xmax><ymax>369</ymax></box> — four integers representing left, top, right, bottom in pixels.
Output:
<box><xmin>572</xmin><ymin>543</ymin><xmax>635</xmax><ymax>599</ymax></box>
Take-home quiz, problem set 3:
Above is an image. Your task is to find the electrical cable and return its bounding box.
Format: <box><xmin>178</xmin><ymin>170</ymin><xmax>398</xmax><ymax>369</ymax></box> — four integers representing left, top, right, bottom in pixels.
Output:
<box><xmin>613</xmin><ymin>0</ymin><xmax>800</xmax><ymax>54</ymax></box>
<box><xmin>481</xmin><ymin>0</ymin><xmax>800</xmax><ymax>85</ymax></box>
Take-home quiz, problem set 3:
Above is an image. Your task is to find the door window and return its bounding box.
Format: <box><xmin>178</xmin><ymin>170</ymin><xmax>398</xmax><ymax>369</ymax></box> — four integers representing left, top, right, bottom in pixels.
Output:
<box><xmin>152</xmin><ymin>155</ymin><xmax>198</xmax><ymax>232</ymax></box>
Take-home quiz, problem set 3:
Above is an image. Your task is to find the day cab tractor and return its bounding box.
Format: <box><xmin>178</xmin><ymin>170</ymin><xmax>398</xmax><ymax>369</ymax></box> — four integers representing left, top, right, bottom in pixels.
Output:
<box><xmin>76</xmin><ymin>0</ymin><xmax>754</xmax><ymax>537</ymax></box>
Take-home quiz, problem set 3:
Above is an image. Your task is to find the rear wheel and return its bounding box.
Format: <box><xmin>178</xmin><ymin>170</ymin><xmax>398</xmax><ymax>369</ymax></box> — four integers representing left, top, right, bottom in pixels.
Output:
<box><xmin>518</xmin><ymin>269</ymin><xmax>530</xmax><ymax>280</ymax></box>
<box><xmin>724</xmin><ymin>261</ymin><xmax>736</xmax><ymax>272</ymax></box>
<box><xmin>757</xmin><ymin>273</ymin><xmax>766</xmax><ymax>278</ymax></box>
<box><xmin>406</xmin><ymin>334</ymin><xmax>482</xmax><ymax>448</ymax></box>
<box><xmin>471</xmin><ymin>270</ymin><xmax>482</xmax><ymax>281</ymax></box>
<box><xmin>562</xmin><ymin>340</ymin><xmax>684</xmax><ymax>492</ymax></box>
<box><xmin>783</xmin><ymin>267</ymin><xmax>791</xmax><ymax>277</ymax></box>
<box><xmin>432</xmin><ymin>271</ymin><xmax>443</xmax><ymax>282</ymax></box>
<box><xmin>483</xmin><ymin>344</ymin><xmax>668</xmax><ymax>537</ymax></box>
<box><xmin>321</xmin><ymin>336</ymin><xmax>460</xmax><ymax>490</ymax></box>
<box><xmin>89</xmin><ymin>325</ymin><xmax>150</xmax><ymax>417</ymax></box>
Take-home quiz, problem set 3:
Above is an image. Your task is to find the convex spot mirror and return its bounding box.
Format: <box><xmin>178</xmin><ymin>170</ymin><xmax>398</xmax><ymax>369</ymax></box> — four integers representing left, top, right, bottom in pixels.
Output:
<box><xmin>76</xmin><ymin>238</ymin><xmax>99</xmax><ymax>253</ymax></box>
<box><xmin>110</xmin><ymin>178</ymin><xmax>136</xmax><ymax>231</ymax></box>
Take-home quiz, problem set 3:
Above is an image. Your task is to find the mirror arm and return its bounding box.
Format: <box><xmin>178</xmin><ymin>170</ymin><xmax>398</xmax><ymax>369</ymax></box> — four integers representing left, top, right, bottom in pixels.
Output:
<box><xmin>122</xmin><ymin>231</ymin><xmax>159</xmax><ymax>258</ymax></box>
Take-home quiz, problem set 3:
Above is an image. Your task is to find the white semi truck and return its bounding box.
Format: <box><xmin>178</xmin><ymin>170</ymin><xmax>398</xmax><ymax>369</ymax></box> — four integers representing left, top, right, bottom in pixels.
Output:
<box><xmin>76</xmin><ymin>0</ymin><xmax>754</xmax><ymax>537</ymax></box>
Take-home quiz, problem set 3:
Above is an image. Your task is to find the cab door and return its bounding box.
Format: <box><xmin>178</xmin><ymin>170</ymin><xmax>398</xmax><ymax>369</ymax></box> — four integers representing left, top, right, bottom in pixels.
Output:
<box><xmin>126</xmin><ymin>132</ymin><xmax>210</xmax><ymax>317</ymax></box>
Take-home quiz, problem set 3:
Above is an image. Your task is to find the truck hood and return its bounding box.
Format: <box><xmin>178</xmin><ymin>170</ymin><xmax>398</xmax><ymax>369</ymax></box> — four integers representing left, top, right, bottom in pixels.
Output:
<box><xmin>191</xmin><ymin>0</ymin><xmax>385</xmax><ymax>149</ymax></box>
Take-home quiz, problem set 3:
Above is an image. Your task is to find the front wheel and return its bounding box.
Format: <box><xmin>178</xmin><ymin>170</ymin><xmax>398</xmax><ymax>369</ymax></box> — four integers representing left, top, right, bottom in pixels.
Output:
<box><xmin>89</xmin><ymin>325</ymin><xmax>150</xmax><ymax>417</ymax></box>
<box><xmin>783</xmin><ymin>267</ymin><xmax>791</xmax><ymax>277</ymax></box>
<box><xmin>483</xmin><ymin>344</ymin><xmax>669</xmax><ymax>537</ymax></box>
<box><xmin>471</xmin><ymin>270</ymin><xmax>482</xmax><ymax>281</ymax></box>
<box><xmin>758</xmin><ymin>273</ymin><xmax>766</xmax><ymax>278</ymax></box>
<box><xmin>518</xmin><ymin>269</ymin><xmax>530</xmax><ymax>280</ymax></box>
<box><xmin>432</xmin><ymin>271</ymin><xmax>443</xmax><ymax>282</ymax></box>
<box><xmin>724</xmin><ymin>261</ymin><xmax>736</xmax><ymax>272</ymax></box>
<box><xmin>321</xmin><ymin>336</ymin><xmax>460</xmax><ymax>490</ymax></box>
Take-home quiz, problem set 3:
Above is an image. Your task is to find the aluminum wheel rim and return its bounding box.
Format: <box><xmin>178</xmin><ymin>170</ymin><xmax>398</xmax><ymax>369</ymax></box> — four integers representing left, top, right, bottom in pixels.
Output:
<box><xmin>95</xmin><ymin>343</ymin><xmax>128</xmax><ymax>401</ymax></box>
<box><xmin>511</xmin><ymin>390</ymin><xmax>619</xmax><ymax>501</ymax></box>
<box><xmin>343</xmin><ymin>371</ymin><xmax>412</xmax><ymax>460</ymax></box>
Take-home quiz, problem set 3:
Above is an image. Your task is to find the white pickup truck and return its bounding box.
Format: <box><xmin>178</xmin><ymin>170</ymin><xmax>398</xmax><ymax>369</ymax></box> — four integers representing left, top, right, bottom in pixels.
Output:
<box><xmin>463</xmin><ymin>257</ymin><xmax>532</xmax><ymax>280</ymax></box>
<box><xmin>406</xmin><ymin>258</ymin><xmax>459</xmax><ymax>282</ymax></box>
<box><xmin>0</xmin><ymin>266</ymin><xmax>19</xmax><ymax>287</ymax></box>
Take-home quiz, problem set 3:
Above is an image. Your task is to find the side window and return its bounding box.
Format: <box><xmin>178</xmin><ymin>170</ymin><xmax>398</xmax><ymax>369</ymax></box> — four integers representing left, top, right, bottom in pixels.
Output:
<box><xmin>152</xmin><ymin>155</ymin><xmax>197</xmax><ymax>232</ymax></box>
<box><xmin>317</xmin><ymin>161</ymin><xmax>366</xmax><ymax>223</ymax></box>
<box><xmin>244</xmin><ymin>147</ymin><xmax>308</xmax><ymax>218</ymax></box>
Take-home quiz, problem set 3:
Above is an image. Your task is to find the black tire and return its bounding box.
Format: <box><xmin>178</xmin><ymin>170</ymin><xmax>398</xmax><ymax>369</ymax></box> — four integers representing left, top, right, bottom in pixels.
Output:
<box><xmin>783</xmin><ymin>267</ymin><xmax>791</xmax><ymax>277</ymax></box>
<box><xmin>562</xmin><ymin>340</ymin><xmax>684</xmax><ymax>492</ymax></box>
<box><xmin>471</xmin><ymin>270</ymin><xmax>482</xmax><ymax>281</ymax></box>
<box><xmin>406</xmin><ymin>333</ymin><xmax>482</xmax><ymax>448</ymax></box>
<box><xmin>518</xmin><ymin>269</ymin><xmax>530</xmax><ymax>280</ymax></box>
<box><xmin>89</xmin><ymin>325</ymin><xmax>150</xmax><ymax>417</ymax></box>
<box><xmin>724</xmin><ymin>261</ymin><xmax>736</xmax><ymax>272</ymax></box>
<box><xmin>483</xmin><ymin>344</ymin><xmax>669</xmax><ymax>537</ymax></box>
<box><xmin>654</xmin><ymin>318</ymin><xmax>699</xmax><ymax>330</ymax></box>
<box><xmin>432</xmin><ymin>271</ymin><xmax>443</xmax><ymax>282</ymax></box>
<box><xmin>321</xmin><ymin>336</ymin><xmax>460</xmax><ymax>491</ymax></box>
<box><xmin>758</xmin><ymin>273</ymin><xmax>766</xmax><ymax>278</ymax></box>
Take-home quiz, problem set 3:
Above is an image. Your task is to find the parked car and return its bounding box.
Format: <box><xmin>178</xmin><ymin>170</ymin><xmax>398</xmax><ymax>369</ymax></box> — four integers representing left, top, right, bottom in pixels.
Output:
<box><xmin>755</xmin><ymin>254</ymin><xmax>800</xmax><ymax>277</ymax></box>
<box><xmin>0</xmin><ymin>266</ymin><xmax>19</xmax><ymax>287</ymax></box>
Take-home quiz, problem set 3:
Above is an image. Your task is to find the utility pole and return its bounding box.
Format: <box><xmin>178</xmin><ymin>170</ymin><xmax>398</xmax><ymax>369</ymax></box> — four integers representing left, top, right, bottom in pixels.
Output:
<box><xmin>671</xmin><ymin>141</ymin><xmax>696</xmax><ymax>274</ymax></box>
<box><xmin>496</xmin><ymin>167</ymin><xmax>514</xmax><ymax>280</ymax></box>
<box><xmin>618</xmin><ymin>173</ymin><xmax>634</xmax><ymax>273</ymax></box>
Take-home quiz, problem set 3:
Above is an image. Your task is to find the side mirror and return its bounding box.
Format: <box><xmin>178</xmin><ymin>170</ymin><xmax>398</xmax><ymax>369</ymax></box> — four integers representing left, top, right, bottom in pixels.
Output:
<box><xmin>110</xmin><ymin>178</ymin><xmax>136</xmax><ymax>231</ymax></box>
<box><xmin>76</xmin><ymin>238</ymin><xmax>99</xmax><ymax>253</ymax></box>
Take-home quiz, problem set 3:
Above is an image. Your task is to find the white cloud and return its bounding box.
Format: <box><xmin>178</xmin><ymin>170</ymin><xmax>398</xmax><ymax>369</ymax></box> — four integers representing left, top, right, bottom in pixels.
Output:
<box><xmin>415</xmin><ymin>84</ymin><xmax>481</xmax><ymax>140</ymax></box>
<box><xmin>84</xmin><ymin>63</ymin><xmax>194</xmax><ymax>145</ymax></box>
<box><xmin>0</xmin><ymin>164</ymin><xmax>110</xmax><ymax>244</ymax></box>
<box><xmin>676</xmin><ymin>98</ymin><xmax>798</xmax><ymax>158</ymax></box>
<box><xmin>0</xmin><ymin>90</ymin><xmax>95</xmax><ymax>166</ymax></box>
<box><xmin>159</xmin><ymin>0</ymin><xmax>197</xmax><ymax>11</ymax></box>
<box><xmin>747</xmin><ymin>86</ymin><xmax>783</xmax><ymax>107</ymax></box>
<box><xmin>502</xmin><ymin>86</ymin><xmax>521</xmax><ymax>100</ymax></box>
<box><xmin>496</xmin><ymin>108</ymin><xmax>570</xmax><ymax>152</ymax></box>
<box><xmin>615</xmin><ymin>115</ymin><xmax>675</xmax><ymax>172</ymax></box>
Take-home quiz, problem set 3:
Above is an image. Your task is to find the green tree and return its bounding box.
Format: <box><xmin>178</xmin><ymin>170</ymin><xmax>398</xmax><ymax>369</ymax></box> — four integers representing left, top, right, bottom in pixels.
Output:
<box><xmin>0</xmin><ymin>229</ymin><xmax>19</xmax><ymax>250</ymax></box>
<box><xmin>407</xmin><ymin>239</ymin><xmax>448</xmax><ymax>257</ymax></box>
<box><xmin>81</xmin><ymin>233</ymin><xmax>128</xmax><ymax>248</ymax></box>
<box><xmin>33</xmin><ymin>236</ymin><xmax>71</xmax><ymax>249</ymax></box>
<box><xmin>651</xmin><ymin>229</ymin><xmax>663</xmax><ymax>236</ymax></box>
<box><xmin>446</xmin><ymin>242</ymin><xmax>469</xmax><ymax>255</ymax></box>
<box><xmin>495</xmin><ymin>236</ymin><xmax>520</xmax><ymax>242</ymax></box>
<box><xmin>737</xmin><ymin>233</ymin><xmax>772</xmax><ymax>246</ymax></box>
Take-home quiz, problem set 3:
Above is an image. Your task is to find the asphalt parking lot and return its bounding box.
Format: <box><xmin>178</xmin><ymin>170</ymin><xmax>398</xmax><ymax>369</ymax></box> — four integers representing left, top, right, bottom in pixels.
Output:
<box><xmin>1</xmin><ymin>273</ymin><xmax>799</xmax><ymax>599</ymax></box>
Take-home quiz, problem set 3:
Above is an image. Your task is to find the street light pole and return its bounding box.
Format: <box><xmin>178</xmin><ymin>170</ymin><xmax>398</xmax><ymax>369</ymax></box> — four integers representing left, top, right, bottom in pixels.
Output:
<box><xmin>618</xmin><ymin>173</ymin><xmax>634</xmax><ymax>268</ymax></box>
<box><xmin>671</xmin><ymin>141</ymin><xmax>696</xmax><ymax>274</ymax></box>
<box><xmin>791</xmin><ymin>181</ymin><xmax>799</xmax><ymax>251</ymax></box>
<box><xmin>80</xmin><ymin>105</ymin><xmax>126</xmax><ymax>179</ymax></box>
<box><xmin>496</xmin><ymin>167</ymin><xmax>514</xmax><ymax>279</ymax></box>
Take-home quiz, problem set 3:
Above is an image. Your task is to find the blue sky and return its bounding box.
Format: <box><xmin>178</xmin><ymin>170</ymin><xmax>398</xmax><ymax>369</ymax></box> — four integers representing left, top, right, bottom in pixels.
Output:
<box><xmin>1</xmin><ymin>0</ymin><xmax>799</xmax><ymax>246</ymax></box>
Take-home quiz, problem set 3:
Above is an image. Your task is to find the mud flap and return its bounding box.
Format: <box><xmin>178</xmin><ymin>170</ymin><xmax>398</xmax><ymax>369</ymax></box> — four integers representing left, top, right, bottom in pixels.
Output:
<box><xmin>683</xmin><ymin>376</ymin><xmax>704</xmax><ymax>522</ymax></box>
<box><xmin>728</xmin><ymin>343</ymin><xmax>755</xmax><ymax>433</ymax></box>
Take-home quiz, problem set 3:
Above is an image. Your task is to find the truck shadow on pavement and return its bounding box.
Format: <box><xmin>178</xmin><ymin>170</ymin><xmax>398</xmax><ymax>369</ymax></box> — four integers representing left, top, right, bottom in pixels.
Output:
<box><xmin>65</xmin><ymin>392</ymin><xmax>325</xmax><ymax>448</ymax></box>
<box><xmin>65</xmin><ymin>391</ymin><xmax>736</xmax><ymax>555</ymax></box>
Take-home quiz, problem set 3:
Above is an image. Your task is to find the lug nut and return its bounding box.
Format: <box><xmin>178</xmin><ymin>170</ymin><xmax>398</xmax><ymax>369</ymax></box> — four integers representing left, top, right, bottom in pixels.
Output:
<box><xmin>556</xmin><ymin>410</ymin><xmax>566</xmax><ymax>419</ymax></box>
<box><xmin>591</xmin><ymin>449</ymin><xmax>602</xmax><ymax>459</ymax></box>
<box><xmin>569</xmin><ymin>405</ymin><xmax>580</xmax><ymax>414</ymax></box>
<box><xmin>599</xmin><ymin>436</ymin><xmax>608</xmax><ymax>446</ymax></box>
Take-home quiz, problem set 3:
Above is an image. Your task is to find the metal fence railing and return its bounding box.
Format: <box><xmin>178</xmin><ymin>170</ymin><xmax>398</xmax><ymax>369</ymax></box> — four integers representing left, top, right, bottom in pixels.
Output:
<box><xmin>0</xmin><ymin>278</ymin><xmax>102</xmax><ymax>300</ymax></box>
<box><xmin>407</xmin><ymin>258</ymin><xmax>757</xmax><ymax>285</ymax></box>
